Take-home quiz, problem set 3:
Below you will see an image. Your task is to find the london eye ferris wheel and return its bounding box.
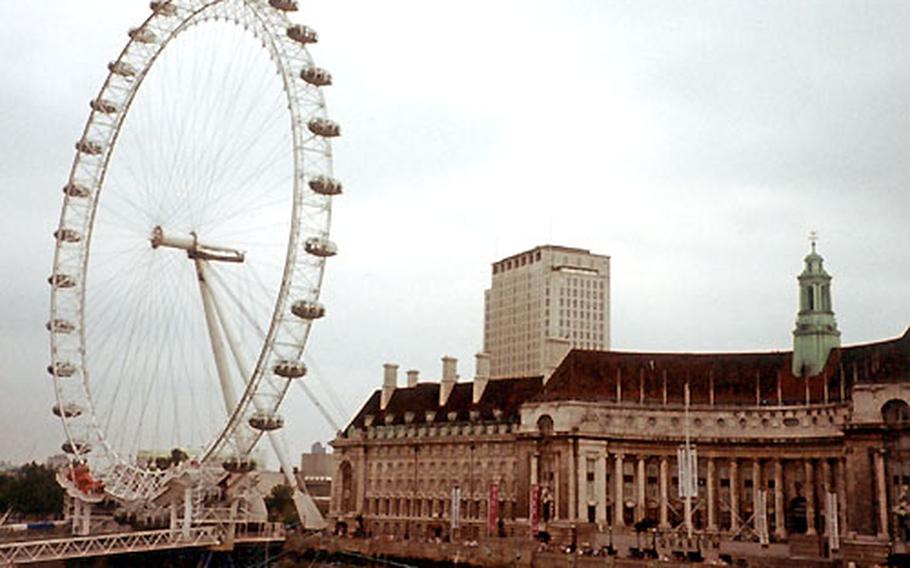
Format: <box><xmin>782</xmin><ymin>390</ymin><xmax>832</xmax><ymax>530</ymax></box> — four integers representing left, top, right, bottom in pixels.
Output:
<box><xmin>47</xmin><ymin>0</ymin><xmax>339</xmax><ymax>524</ymax></box>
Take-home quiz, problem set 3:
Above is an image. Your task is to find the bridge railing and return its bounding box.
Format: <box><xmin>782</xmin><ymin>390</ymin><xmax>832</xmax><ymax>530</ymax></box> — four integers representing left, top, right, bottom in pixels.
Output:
<box><xmin>0</xmin><ymin>526</ymin><xmax>219</xmax><ymax>565</ymax></box>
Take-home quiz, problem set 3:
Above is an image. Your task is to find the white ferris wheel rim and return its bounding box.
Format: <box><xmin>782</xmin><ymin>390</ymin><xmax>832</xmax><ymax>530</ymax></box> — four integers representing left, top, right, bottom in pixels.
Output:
<box><xmin>48</xmin><ymin>0</ymin><xmax>338</xmax><ymax>501</ymax></box>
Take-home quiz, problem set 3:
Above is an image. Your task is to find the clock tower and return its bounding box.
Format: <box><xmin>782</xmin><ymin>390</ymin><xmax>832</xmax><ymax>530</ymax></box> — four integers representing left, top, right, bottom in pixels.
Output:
<box><xmin>792</xmin><ymin>234</ymin><xmax>841</xmax><ymax>377</ymax></box>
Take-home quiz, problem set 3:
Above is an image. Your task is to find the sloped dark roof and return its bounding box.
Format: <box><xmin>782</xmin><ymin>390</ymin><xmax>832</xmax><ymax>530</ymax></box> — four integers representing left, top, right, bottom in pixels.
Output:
<box><xmin>344</xmin><ymin>376</ymin><xmax>543</xmax><ymax>433</ymax></box>
<box><xmin>839</xmin><ymin>328</ymin><xmax>910</xmax><ymax>384</ymax></box>
<box><xmin>534</xmin><ymin>328</ymin><xmax>910</xmax><ymax>406</ymax></box>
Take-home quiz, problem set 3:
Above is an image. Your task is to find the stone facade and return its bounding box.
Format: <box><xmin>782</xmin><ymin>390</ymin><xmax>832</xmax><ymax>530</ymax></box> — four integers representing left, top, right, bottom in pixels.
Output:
<box><xmin>330</xmin><ymin>246</ymin><xmax>910</xmax><ymax>566</ymax></box>
<box><xmin>331</xmin><ymin>333</ymin><xmax>910</xmax><ymax>565</ymax></box>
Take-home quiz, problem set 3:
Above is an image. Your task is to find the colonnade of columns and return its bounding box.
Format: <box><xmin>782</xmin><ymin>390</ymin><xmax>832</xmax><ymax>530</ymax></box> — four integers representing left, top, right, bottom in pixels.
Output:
<box><xmin>570</xmin><ymin>450</ymin><xmax>864</xmax><ymax>541</ymax></box>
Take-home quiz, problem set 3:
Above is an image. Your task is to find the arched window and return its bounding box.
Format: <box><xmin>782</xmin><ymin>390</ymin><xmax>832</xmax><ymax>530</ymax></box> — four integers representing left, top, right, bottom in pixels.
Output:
<box><xmin>339</xmin><ymin>461</ymin><xmax>355</xmax><ymax>513</ymax></box>
<box><xmin>537</xmin><ymin>415</ymin><xmax>554</xmax><ymax>436</ymax></box>
<box><xmin>882</xmin><ymin>399</ymin><xmax>910</xmax><ymax>427</ymax></box>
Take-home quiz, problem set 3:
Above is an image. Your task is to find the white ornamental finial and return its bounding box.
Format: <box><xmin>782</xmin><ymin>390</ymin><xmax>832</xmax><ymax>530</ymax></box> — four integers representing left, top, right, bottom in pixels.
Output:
<box><xmin>809</xmin><ymin>230</ymin><xmax>818</xmax><ymax>252</ymax></box>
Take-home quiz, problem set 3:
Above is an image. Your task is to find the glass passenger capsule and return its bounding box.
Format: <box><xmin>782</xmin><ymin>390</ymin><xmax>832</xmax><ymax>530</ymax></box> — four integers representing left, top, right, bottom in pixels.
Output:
<box><xmin>47</xmin><ymin>362</ymin><xmax>77</xmax><ymax>378</ymax></box>
<box><xmin>46</xmin><ymin>319</ymin><xmax>76</xmax><ymax>334</ymax></box>
<box><xmin>287</xmin><ymin>25</ymin><xmax>318</xmax><ymax>45</ymax></box>
<box><xmin>300</xmin><ymin>66</ymin><xmax>332</xmax><ymax>86</ymax></box>
<box><xmin>307</xmin><ymin>117</ymin><xmax>341</xmax><ymax>138</ymax></box>
<box><xmin>309</xmin><ymin>175</ymin><xmax>342</xmax><ymax>196</ymax></box>
<box><xmin>108</xmin><ymin>61</ymin><xmax>138</xmax><ymax>77</ymax></box>
<box><xmin>48</xmin><ymin>274</ymin><xmax>77</xmax><ymax>288</ymax></box>
<box><xmin>248</xmin><ymin>411</ymin><xmax>284</xmax><ymax>431</ymax></box>
<box><xmin>291</xmin><ymin>300</ymin><xmax>325</xmax><ymax>320</ymax></box>
<box><xmin>269</xmin><ymin>0</ymin><xmax>298</xmax><ymax>11</ymax></box>
<box><xmin>62</xmin><ymin>440</ymin><xmax>91</xmax><ymax>455</ymax></box>
<box><xmin>54</xmin><ymin>228</ymin><xmax>82</xmax><ymax>243</ymax></box>
<box><xmin>150</xmin><ymin>1</ymin><xmax>178</xmax><ymax>16</ymax></box>
<box><xmin>52</xmin><ymin>403</ymin><xmax>83</xmax><ymax>418</ymax></box>
<box><xmin>273</xmin><ymin>360</ymin><xmax>307</xmax><ymax>379</ymax></box>
<box><xmin>128</xmin><ymin>27</ymin><xmax>157</xmax><ymax>44</ymax></box>
<box><xmin>75</xmin><ymin>139</ymin><xmax>103</xmax><ymax>155</ymax></box>
<box><xmin>304</xmin><ymin>237</ymin><xmax>337</xmax><ymax>257</ymax></box>
<box><xmin>63</xmin><ymin>182</ymin><xmax>91</xmax><ymax>198</ymax></box>
<box><xmin>90</xmin><ymin>98</ymin><xmax>120</xmax><ymax>114</ymax></box>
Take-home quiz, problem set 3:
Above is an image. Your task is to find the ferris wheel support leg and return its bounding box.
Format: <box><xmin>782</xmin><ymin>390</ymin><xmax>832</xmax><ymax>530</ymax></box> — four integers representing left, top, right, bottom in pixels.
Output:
<box><xmin>70</xmin><ymin>498</ymin><xmax>80</xmax><ymax>535</ymax></box>
<box><xmin>72</xmin><ymin>498</ymin><xmax>91</xmax><ymax>536</ymax></box>
<box><xmin>169</xmin><ymin>499</ymin><xmax>178</xmax><ymax>533</ymax></box>
<box><xmin>199</xmin><ymin>269</ymin><xmax>327</xmax><ymax>530</ymax></box>
<box><xmin>194</xmin><ymin>259</ymin><xmax>241</xmax><ymax>416</ymax></box>
<box><xmin>182</xmin><ymin>486</ymin><xmax>193</xmax><ymax>540</ymax></box>
<box><xmin>269</xmin><ymin>431</ymin><xmax>327</xmax><ymax>530</ymax></box>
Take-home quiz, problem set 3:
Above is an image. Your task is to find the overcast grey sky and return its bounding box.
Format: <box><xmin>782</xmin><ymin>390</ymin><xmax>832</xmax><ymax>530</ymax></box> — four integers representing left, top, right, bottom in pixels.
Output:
<box><xmin>2</xmin><ymin>1</ymin><xmax>909</xmax><ymax>464</ymax></box>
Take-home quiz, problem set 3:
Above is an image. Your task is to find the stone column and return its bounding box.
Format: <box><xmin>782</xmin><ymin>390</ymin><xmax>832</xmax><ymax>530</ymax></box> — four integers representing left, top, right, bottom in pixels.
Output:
<box><xmin>707</xmin><ymin>458</ymin><xmax>717</xmax><ymax>531</ymax></box>
<box><xmin>875</xmin><ymin>449</ymin><xmax>889</xmax><ymax>538</ymax></box>
<box><xmin>774</xmin><ymin>459</ymin><xmax>787</xmax><ymax>539</ymax></box>
<box><xmin>637</xmin><ymin>456</ymin><xmax>647</xmax><ymax>522</ymax></box>
<box><xmin>821</xmin><ymin>459</ymin><xmax>831</xmax><ymax>535</ymax></box>
<box><xmin>530</xmin><ymin>451</ymin><xmax>539</xmax><ymax>521</ymax></box>
<box><xmin>752</xmin><ymin>459</ymin><xmax>762</xmax><ymax>533</ymax></box>
<box><xmin>569</xmin><ymin>446</ymin><xmax>578</xmax><ymax>521</ymax></box>
<box><xmin>805</xmin><ymin>459</ymin><xmax>816</xmax><ymax>536</ymax></box>
<box><xmin>730</xmin><ymin>459</ymin><xmax>740</xmax><ymax>533</ymax></box>
<box><xmin>576</xmin><ymin>452</ymin><xmax>586</xmax><ymax>522</ymax></box>
<box><xmin>835</xmin><ymin>458</ymin><xmax>847</xmax><ymax>536</ymax></box>
<box><xmin>614</xmin><ymin>454</ymin><xmax>625</xmax><ymax>528</ymax></box>
<box><xmin>596</xmin><ymin>452</ymin><xmax>607</xmax><ymax>525</ymax></box>
<box><xmin>660</xmin><ymin>456</ymin><xmax>670</xmax><ymax>529</ymax></box>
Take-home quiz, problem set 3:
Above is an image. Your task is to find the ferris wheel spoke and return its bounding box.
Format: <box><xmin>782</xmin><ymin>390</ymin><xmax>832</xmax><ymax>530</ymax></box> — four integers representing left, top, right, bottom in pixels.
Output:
<box><xmin>301</xmin><ymin>357</ymin><xmax>350</xmax><ymax>426</ymax></box>
<box><xmin>195</xmin><ymin>137</ymin><xmax>292</xmax><ymax>231</ymax></box>
<box><xmin>93</xmin><ymin>256</ymin><xmax>172</xmax><ymax>441</ymax></box>
<box><xmin>185</xmin><ymin>45</ymin><xmax>283</xmax><ymax>221</ymax></box>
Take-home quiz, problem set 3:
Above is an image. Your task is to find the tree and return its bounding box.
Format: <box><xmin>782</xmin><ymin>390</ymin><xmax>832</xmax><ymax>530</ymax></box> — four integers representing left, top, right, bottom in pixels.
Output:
<box><xmin>153</xmin><ymin>448</ymin><xmax>190</xmax><ymax>470</ymax></box>
<box><xmin>264</xmin><ymin>483</ymin><xmax>298</xmax><ymax>525</ymax></box>
<box><xmin>0</xmin><ymin>473</ymin><xmax>14</xmax><ymax>513</ymax></box>
<box><xmin>1</xmin><ymin>463</ymin><xmax>64</xmax><ymax>518</ymax></box>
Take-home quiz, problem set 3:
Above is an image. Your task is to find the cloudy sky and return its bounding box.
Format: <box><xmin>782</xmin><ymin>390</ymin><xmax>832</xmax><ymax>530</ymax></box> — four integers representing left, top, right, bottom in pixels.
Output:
<box><xmin>2</xmin><ymin>0</ymin><xmax>910</xmax><ymax>464</ymax></box>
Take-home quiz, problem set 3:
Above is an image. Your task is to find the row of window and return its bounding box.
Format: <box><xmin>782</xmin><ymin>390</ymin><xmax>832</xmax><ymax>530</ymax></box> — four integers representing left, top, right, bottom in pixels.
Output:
<box><xmin>368</xmin><ymin>476</ymin><xmax>515</xmax><ymax>493</ymax></box>
<box><xmin>556</xmin><ymin>299</ymin><xmax>606</xmax><ymax>311</ymax></box>
<box><xmin>366</xmin><ymin>496</ymin><xmax>519</xmax><ymax>521</ymax></box>
<box><xmin>371</xmin><ymin>458</ymin><xmax>515</xmax><ymax>475</ymax></box>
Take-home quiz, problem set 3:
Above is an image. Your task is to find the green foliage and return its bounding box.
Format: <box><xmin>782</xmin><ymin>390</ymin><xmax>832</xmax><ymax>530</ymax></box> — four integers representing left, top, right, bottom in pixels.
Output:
<box><xmin>264</xmin><ymin>483</ymin><xmax>298</xmax><ymax>525</ymax></box>
<box><xmin>0</xmin><ymin>474</ymin><xmax>13</xmax><ymax>513</ymax></box>
<box><xmin>0</xmin><ymin>463</ymin><xmax>64</xmax><ymax>517</ymax></box>
<box><xmin>153</xmin><ymin>448</ymin><xmax>190</xmax><ymax>470</ymax></box>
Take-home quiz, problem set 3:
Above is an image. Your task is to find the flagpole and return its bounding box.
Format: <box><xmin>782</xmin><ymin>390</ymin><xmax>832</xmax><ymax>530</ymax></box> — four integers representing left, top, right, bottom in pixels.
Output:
<box><xmin>684</xmin><ymin>381</ymin><xmax>693</xmax><ymax>541</ymax></box>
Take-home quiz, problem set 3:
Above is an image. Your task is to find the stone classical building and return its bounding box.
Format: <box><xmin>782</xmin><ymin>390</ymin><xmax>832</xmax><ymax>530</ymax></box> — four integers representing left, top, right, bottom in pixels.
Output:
<box><xmin>331</xmin><ymin>245</ymin><xmax>910</xmax><ymax>566</ymax></box>
<box><xmin>484</xmin><ymin>245</ymin><xmax>610</xmax><ymax>379</ymax></box>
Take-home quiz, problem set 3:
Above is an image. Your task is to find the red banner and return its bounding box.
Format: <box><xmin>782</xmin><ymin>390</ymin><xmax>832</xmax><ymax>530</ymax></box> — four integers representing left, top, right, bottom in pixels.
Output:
<box><xmin>488</xmin><ymin>482</ymin><xmax>500</xmax><ymax>536</ymax></box>
<box><xmin>530</xmin><ymin>484</ymin><xmax>540</xmax><ymax>535</ymax></box>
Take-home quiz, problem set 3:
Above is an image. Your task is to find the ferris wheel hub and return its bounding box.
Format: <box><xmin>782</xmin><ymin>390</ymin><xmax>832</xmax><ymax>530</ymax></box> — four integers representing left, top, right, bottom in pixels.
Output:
<box><xmin>150</xmin><ymin>225</ymin><xmax>245</xmax><ymax>263</ymax></box>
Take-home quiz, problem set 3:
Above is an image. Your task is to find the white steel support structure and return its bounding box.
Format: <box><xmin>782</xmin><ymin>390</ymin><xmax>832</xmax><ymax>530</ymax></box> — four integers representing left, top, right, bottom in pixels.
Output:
<box><xmin>47</xmin><ymin>0</ymin><xmax>342</xmax><ymax>530</ymax></box>
<box><xmin>194</xmin><ymin>255</ymin><xmax>324</xmax><ymax>527</ymax></box>
<box><xmin>0</xmin><ymin>524</ymin><xmax>284</xmax><ymax>566</ymax></box>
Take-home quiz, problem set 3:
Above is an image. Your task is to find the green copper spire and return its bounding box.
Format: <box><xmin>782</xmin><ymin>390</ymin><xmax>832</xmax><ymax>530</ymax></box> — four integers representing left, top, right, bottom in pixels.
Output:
<box><xmin>792</xmin><ymin>232</ymin><xmax>841</xmax><ymax>377</ymax></box>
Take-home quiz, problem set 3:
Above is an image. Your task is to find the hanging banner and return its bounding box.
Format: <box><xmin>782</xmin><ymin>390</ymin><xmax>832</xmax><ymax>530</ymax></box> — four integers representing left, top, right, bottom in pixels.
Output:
<box><xmin>677</xmin><ymin>445</ymin><xmax>698</xmax><ymax>498</ymax></box>
<box><xmin>756</xmin><ymin>489</ymin><xmax>769</xmax><ymax>545</ymax></box>
<box><xmin>530</xmin><ymin>484</ymin><xmax>540</xmax><ymax>535</ymax></box>
<box><xmin>488</xmin><ymin>482</ymin><xmax>500</xmax><ymax>536</ymax></box>
<box><xmin>451</xmin><ymin>486</ymin><xmax>462</xmax><ymax>532</ymax></box>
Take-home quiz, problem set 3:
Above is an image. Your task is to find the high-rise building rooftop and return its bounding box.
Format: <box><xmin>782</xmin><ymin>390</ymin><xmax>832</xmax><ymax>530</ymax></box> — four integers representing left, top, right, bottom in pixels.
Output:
<box><xmin>483</xmin><ymin>245</ymin><xmax>610</xmax><ymax>378</ymax></box>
